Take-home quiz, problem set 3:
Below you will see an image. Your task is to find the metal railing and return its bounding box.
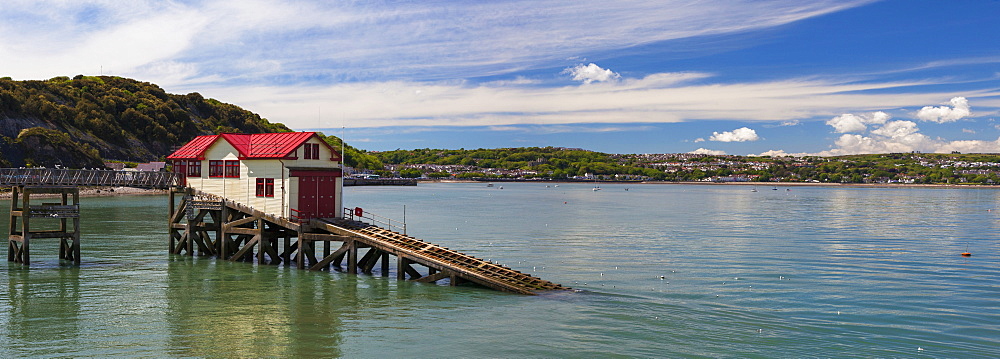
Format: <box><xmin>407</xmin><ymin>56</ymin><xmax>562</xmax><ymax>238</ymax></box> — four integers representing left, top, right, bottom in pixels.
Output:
<box><xmin>0</xmin><ymin>168</ymin><xmax>180</xmax><ymax>189</ymax></box>
<box><xmin>344</xmin><ymin>207</ymin><xmax>406</xmax><ymax>235</ymax></box>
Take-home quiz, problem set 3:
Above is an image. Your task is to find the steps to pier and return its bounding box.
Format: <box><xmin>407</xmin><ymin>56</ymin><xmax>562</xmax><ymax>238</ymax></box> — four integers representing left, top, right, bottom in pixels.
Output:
<box><xmin>314</xmin><ymin>218</ymin><xmax>566</xmax><ymax>294</ymax></box>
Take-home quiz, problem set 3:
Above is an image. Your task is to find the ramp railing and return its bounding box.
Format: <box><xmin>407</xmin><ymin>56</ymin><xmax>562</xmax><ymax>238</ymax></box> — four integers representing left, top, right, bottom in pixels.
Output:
<box><xmin>0</xmin><ymin>168</ymin><xmax>180</xmax><ymax>189</ymax></box>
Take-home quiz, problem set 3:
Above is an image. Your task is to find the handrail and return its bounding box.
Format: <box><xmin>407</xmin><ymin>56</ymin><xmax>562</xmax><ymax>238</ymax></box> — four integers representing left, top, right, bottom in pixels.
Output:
<box><xmin>0</xmin><ymin>168</ymin><xmax>180</xmax><ymax>189</ymax></box>
<box><xmin>344</xmin><ymin>207</ymin><xmax>406</xmax><ymax>235</ymax></box>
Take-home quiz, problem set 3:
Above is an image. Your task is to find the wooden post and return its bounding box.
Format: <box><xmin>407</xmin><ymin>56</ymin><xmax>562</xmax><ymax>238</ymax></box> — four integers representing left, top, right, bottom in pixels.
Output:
<box><xmin>19</xmin><ymin>187</ymin><xmax>31</xmax><ymax>265</ymax></box>
<box><xmin>347</xmin><ymin>240</ymin><xmax>357</xmax><ymax>274</ymax></box>
<box><xmin>219</xmin><ymin>204</ymin><xmax>229</xmax><ymax>260</ymax></box>
<box><xmin>168</xmin><ymin>189</ymin><xmax>176</xmax><ymax>252</ymax></box>
<box><xmin>283</xmin><ymin>234</ymin><xmax>291</xmax><ymax>265</ymax></box>
<box><xmin>73</xmin><ymin>189</ymin><xmax>80</xmax><ymax>265</ymax></box>
<box><xmin>256</xmin><ymin>218</ymin><xmax>265</xmax><ymax>264</ymax></box>
<box><xmin>7</xmin><ymin>186</ymin><xmax>18</xmax><ymax>262</ymax></box>
<box><xmin>296</xmin><ymin>228</ymin><xmax>305</xmax><ymax>269</ymax></box>
<box><xmin>381</xmin><ymin>252</ymin><xmax>389</xmax><ymax>277</ymax></box>
<box><xmin>397</xmin><ymin>255</ymin><xmax>408</xmax><ymax>280</ymax></box>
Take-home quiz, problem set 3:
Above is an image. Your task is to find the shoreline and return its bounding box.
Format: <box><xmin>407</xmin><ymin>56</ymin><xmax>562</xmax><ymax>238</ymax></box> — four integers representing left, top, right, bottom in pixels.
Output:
<box><xmin>425</xmin><ymin>179</ymin><xmax>1000</xmax><ymax>189</ymax></box>
<box><xmin>0</xmin><ymin>186</ymin><xmax>168</xmax><ymax>199</ymax></box>
<box><xmin>1</xmin><ymin>180</ymin><xmax>995</xmax><ymax>200</ymax></box>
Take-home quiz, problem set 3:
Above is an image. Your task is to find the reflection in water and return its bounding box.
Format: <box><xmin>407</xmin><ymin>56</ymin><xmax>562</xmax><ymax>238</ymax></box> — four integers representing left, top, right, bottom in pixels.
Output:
<box><xmin>165</xmin><ymin>258</ymin><xmax>348</xmax><ymax>358</ymax></box>
<box><xmin>1</xmin><ymin>187</ymin><xmax>998</xmax><ymax>357</ymax></box>
<box><xmin>2</xmin><ymin>266</ymin><xmax>81</xmax><ymax>357</ymax></box>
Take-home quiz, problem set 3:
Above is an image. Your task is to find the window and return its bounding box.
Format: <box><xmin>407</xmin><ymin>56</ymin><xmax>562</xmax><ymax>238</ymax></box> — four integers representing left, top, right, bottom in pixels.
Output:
<box><xmin>256</xmin><ymin>178</ymin><xmax>275</xmax><ymax>197</ymax></box>
<box><xmin>224</xmin><ymin>160</ymin><xmax>240</xmax><ymax>178</ymax></box>
<box><xmin>209</xmin><ymin>160</ymin><xmax>224</xmax><ymax>177</ymax></box>
<box><xmin>186</xmin><ymin>160</ymin><xmax>201</xmax><ymax>177</ymax></box>
<box><xmin>303</xmin><ymin>143</ymin><xmax>320</xmax><ymax>160</ymax></box>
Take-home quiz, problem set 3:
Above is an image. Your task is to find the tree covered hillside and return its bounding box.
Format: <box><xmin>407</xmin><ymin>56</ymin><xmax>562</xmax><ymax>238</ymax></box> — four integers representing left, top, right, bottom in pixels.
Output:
<box><xmin>0</xmin><ymin>75</ymin><xmax>292</xmax><ymax>167</ymax></box>
<box><xmin>0</xmin><ymin>75</ymin><xmax>380</xmax><ymax>169</ymax></box>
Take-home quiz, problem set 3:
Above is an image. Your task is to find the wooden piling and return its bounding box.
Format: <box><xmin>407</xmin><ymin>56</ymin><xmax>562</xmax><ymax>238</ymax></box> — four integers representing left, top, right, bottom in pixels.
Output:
<box><xmin>7</xmin><ymin>186</ymin><xmax>80</xmax><ymax>265</ymax></box>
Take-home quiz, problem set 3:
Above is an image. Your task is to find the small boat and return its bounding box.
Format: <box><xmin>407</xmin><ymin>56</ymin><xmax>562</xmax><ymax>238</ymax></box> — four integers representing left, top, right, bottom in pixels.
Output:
<box><xmin>487</xmin><ymin>183</ymin><xmax>493</xmax><ymax>187</ymax></box>
<box><xmin>593</xmin><ymin>186</ymin><xmax>602</xmax><ymax>191</ymax></box>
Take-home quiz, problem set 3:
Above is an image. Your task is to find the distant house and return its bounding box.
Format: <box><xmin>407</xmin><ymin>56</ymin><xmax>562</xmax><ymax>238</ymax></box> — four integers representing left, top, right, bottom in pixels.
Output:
<box><xmin>167</xmin><ymin>132</ymin><xmax>343</xmax><ymax>220</ymax></box>
<box><xmin>104</xmin><ymin>162</ymin><xmax>126</xmax><ymax>171</ymax></box>
<box><xmin>135</xmin><ymin>161</ymin><xmax>166</xmax><ymax>172</ymax></box>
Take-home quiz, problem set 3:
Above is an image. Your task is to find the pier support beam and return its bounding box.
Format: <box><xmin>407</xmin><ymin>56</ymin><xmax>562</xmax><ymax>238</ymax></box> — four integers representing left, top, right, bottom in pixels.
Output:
<box><xmin>7</xmin><ymin>186</ymin><xmax>80</xmax><ymax>265</ymax></box>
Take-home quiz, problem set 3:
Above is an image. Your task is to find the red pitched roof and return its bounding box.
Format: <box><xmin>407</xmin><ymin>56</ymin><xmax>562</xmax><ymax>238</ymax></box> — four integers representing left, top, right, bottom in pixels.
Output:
<box><xmin>166</xmin><ymin>135</ymin><xmax>220</xmax><ymax>160</ymax></box>
<box><xmin>167</xmin><ymin>132</ymin><xmax>342</xmax><ymax>160</ymax></box>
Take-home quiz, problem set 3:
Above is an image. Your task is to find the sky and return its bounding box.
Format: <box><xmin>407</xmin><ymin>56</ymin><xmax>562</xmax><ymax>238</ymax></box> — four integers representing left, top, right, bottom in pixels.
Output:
<box><xmin>2</xmin><ymin>0</ymin><xmax>1000</xmax><ymax>156</ymax></box>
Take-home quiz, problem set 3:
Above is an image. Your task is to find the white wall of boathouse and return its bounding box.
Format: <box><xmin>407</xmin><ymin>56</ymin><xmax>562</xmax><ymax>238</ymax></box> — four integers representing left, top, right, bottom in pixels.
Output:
<box><xmin>180</xmin><ymin>136</ymin><xmax>343</xmax><ymax>220</ymax></box>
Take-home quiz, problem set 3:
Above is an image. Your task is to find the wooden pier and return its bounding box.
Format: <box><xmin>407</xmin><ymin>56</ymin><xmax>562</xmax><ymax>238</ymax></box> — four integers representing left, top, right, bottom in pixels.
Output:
<box><xmin>1</xmin><ymin>168</ymin><xmax>566</xmax><ymax>294</ymax></box>
<box><xmin>167</xmin><ymin>187</ymin><xmax>566</xmax><ymax>294</ymax></box>
<box><xmin>2</xmin><ymin>168</ymin><xmax>177</xmax><ymax>266</ymax></box>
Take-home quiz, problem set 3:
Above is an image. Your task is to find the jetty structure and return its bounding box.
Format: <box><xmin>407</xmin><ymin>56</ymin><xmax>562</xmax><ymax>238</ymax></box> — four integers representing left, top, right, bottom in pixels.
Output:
<box><xmin>4</xmin><ymin>132</ymin><xmax>566</xmax><ymax>295</ymax></box>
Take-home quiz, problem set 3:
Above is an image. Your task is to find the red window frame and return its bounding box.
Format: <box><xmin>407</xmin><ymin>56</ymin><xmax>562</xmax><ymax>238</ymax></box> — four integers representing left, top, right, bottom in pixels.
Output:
<box><xmin>209</xmin><ymin>160</ymin><xmax>224</xmax><ymax>177</ymax></box>
<box><xmin>255</xmin><ymin>178</ymin><xmax>275</xmax><ymax>197</ymax></box>
<box><xmin>302</xmin><ymin>143</ymin><xmax>320</xmax><ymax>160</ymax></box>
<box><xmin>186</xmin><ymin>160</ymin><xmax>201</xmax><ymax>177</ymax></box>
<box><xmin>224</xmin><ymin>160</ymin><xmax>240</xmax><ymax>178</ymax></box>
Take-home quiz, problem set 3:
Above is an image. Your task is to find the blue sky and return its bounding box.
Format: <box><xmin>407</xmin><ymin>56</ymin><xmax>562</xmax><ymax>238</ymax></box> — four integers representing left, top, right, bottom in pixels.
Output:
<box><xmin>2</xmin><ymin>0</ymin><xmax>999</xmax><ymax>155</ymax></box>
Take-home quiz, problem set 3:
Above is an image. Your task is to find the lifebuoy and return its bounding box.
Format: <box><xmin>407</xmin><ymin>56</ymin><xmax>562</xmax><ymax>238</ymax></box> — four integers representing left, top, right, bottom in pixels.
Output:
<box><xmin>354</xmin><ymin>207</ymin><xmax>363</xmax><ymax>217</ymax></box>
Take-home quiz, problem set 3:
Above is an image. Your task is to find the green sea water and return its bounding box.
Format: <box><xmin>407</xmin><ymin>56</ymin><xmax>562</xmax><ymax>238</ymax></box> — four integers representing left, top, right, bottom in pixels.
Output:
<box><xmin>1</xmin><ymin>183</ymin><xmax>998</xmax><ymax>357</ymax></box>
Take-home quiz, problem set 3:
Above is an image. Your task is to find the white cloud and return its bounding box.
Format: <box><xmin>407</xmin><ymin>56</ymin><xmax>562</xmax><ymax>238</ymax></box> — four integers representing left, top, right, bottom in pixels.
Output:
<box><xmin>694</xmin><ymin>138</ymin><xmax>706</xmax><ymax>143</ymax></box>
<box><xmin>690</xmin><ymin>148</ymin><xmax>726</xmax><ymax>155</ymax></box>
<box><xmin>486</xmin><ymin>124</ymin><xmax>653</xmax><ymax>134</ymax></box>
<box><xmin>813</xmin><ymin>118</ymin><xmax>1000</xmax><ymax>155</ymax></box>
<box><xmin>962</xmin><ymin>128</ymin><xmax>976</xmax><ymax>134</ymax></box>
<box><xmin>0</xmin><ymin>1</ymin><xmax>876</xmax><ymax>85</ymax></box>
<box><xmin>709</xmin><ymin>127</ymin><xmax>759</xmax><ymax>142</ymax></box>
<box><xmin>804</xmin><ymin>98</ymin><xmax>1000</xmax><ymax>155</ymax></box>
<box><xmin>564</xmin><ymin>63</ymin><xmax>620</xmax><ymax>84</ymax></box>
<box><xmin>826</xmin><ymin>114</ymin><xmax>867</xmax><ymax>133</ymax></box>
<box><xmin>916</xmin><ymin>97</ymin><xmax>971</xmax><ymax>123</ymax></box>
<box><xmin>869</xmin><ymin>120</ymin><xmax>919</xmax><ymax>138</ymax></box>
<box><xmin>757</xmin><ymin>149</ymin><xmax>804</xmax><ymax>157</ymax></box>
<box><xmin>191</xmin><ymin>75</ymin><xmax>998</xmax><ymax>131</ymax></box>
<box><xmin>826</xmin><ymin>111</ymin><xmax>890</xmax><ymax>133</ymax></box>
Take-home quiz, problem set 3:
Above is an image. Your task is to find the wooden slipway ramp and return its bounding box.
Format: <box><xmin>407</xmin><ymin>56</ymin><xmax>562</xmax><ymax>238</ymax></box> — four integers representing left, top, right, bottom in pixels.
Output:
<box><xmin>313</xmin><ymin>218</ymin><xmax>568</xmax><ymax>295</ymax></box>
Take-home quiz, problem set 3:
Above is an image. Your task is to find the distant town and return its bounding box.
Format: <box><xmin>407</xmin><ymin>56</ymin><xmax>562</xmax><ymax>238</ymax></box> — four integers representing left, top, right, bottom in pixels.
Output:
<box><xmin>359</xmin><ymin>149</ymin><xmax>1000</xmax><ymax>185</ymax></box>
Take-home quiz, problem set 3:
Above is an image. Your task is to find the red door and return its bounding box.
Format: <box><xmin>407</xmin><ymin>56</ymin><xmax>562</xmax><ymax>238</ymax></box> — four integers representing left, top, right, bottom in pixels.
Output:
<box><xmin>294</xmin><ymin>170</ymin><xmax>341</xmax><ymax>220</ymax></box>
<box><xmin>316</xmin><ymin>176</ymin><xmax>337</xmax><ymax>218</ymax></box>
<box><xmin>298</xmin><ymin>176</ymin><xmax>317</xmax><ymax>219</ymax></box>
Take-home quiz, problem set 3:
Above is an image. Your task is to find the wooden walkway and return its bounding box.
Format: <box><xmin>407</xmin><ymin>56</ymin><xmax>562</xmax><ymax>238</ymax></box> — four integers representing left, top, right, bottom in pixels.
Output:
<box><xmin>0</xmin><ymin>168</ymin><xmax>178</xmax><ymax>188</ymax></box>
<box><xmin>169</xmin><ymin>188</ymin><xmax>567</xmax><ymax>295</ymax></box>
